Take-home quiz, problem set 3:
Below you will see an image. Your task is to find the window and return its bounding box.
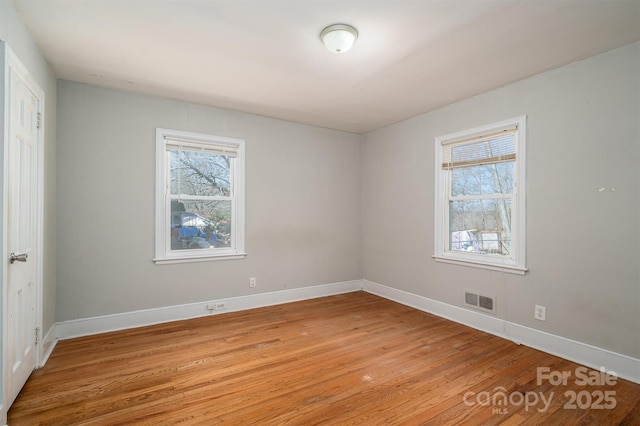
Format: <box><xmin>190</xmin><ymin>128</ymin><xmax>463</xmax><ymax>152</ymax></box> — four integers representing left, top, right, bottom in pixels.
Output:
<box><xmin>433</xmin><ymin>116</ymin><xmax>527</xmax><ymax>274</ymax></box>
<box><xmin>155</xmin><ymin>128</ymin><xmax>245</xmax><ymax>264</ymax></box>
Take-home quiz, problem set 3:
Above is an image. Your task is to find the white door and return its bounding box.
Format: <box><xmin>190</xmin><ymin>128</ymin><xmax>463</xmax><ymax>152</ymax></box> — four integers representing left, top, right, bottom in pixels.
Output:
<box><xmin>5</xmin><ymin>51</ymin><xmax>41</xmax><ymax>408</ymax></box>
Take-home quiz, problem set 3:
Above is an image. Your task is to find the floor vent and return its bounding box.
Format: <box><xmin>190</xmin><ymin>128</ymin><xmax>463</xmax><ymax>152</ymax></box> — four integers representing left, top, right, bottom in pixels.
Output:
<box><xmin>464</xmin><ymin>290</ymin><xmax>496</xmax><ymax>315</ymax></box>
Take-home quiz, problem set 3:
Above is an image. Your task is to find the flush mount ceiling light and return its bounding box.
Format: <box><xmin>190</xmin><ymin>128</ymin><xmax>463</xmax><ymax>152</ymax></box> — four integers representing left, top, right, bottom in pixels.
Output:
<box><xmin>320</xmin><ymin>24</ymin><xmax>358</xmax><ymax>54</ymax></box>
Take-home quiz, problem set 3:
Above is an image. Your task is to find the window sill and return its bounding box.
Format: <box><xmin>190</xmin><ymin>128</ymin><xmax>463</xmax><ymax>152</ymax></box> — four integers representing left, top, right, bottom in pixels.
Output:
<box><xmin>154</xmin><ymin>252</ymin><xmax>247</xmax><ymax>265</ymax></box>
<box><xmin>432</xmin><ymin>255</ymin><xmax>527</xmax><ymax>275</ymax></box>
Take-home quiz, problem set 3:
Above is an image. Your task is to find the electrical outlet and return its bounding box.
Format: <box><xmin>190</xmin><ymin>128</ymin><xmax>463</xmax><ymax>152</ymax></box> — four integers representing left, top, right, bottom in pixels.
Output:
<box><xmin>534</xmin><ymin>305</ymin><xmax>546</xmax><ymax>321</ymax></box>
<box><xmin>207</xmin><ymin>302</ymin><xmax>226</xmax><ymax>311</ymax></box>
<box><xmin>249</xmin><ymin>277</ymin><xmax>256</xmax><ymax>288</ymax></box>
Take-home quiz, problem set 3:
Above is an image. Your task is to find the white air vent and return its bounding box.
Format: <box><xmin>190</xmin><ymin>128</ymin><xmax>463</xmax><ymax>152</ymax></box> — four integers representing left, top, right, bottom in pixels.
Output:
<box><xmin>463</xmin><ymin>290</ymin><xmax>496</xmax><ymax>315</ymax></box>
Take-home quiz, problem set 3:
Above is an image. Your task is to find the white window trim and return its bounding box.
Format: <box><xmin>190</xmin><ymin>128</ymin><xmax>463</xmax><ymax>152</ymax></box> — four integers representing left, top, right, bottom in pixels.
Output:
<box><xmin>433</xmin><ymin>116</ymin><xmax>527</xmax><ymax>275</ymax></box>
<box><xmin>154</xmin><ymin>128</ymin><xmax>246</xmax><ymax>264</ymax></box>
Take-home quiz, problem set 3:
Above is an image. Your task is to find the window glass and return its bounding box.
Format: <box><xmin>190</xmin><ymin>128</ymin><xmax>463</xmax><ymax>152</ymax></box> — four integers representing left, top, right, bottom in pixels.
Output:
<box><xmin>169</xmin><ymin>150</ymin><xmax>231</xmax><ymax>197</ymax></box>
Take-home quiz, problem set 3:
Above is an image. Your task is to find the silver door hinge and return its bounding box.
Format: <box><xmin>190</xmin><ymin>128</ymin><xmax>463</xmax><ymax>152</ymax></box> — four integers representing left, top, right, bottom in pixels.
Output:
<box><xmin>37</xmin><ymin>112</ymin><xmax>42</xmax><ymax>129</ymax></box>
<box><xmin>35</xmin><ymin>326</ymin><xmax>40</xmax><ymax>345</ymax></box>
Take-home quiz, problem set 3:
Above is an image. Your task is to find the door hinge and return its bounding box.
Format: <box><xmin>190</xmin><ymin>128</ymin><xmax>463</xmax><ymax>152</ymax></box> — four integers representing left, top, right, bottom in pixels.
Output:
<box><xmin>35</xmin><ymin>326</ymin><xmax>40</xmax><ymax>345</ymax></box>
<box><xmin>37</xmin><ymin>112</ymin><xmax>42</xmax><ymax>129</ymax></box>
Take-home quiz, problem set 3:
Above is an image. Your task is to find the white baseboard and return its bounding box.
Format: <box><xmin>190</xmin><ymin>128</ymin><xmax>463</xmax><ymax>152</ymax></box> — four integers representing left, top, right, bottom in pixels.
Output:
<box><xmin>40</xmin><ymin>324</ymin><xmax>57</xmax><ymax>367</ymax></box>
<box><xmin>362</xmin><ymin>279</ymin><xmax>640</xmax><ymax>384</ymax></box>
<box><xmin>51</xmin><ymin>277</ymin><xmax>639</xmax><ymax>385</ymax></box>
<box><xmin>56</xmin><ymin>280</ymin><xmax>363</xmax><ymax>340</ymax></box>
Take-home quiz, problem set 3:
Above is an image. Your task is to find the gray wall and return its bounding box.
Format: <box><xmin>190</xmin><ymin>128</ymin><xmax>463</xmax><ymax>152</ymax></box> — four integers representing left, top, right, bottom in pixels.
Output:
<box><xmin>56</xmin><ymin>81</ymin><xmax>362</xmax><ymax>321</ymax></box>
<box><xmin>362</xmin><ymin>42</ymin><xmax>640</xmax><ymax>358</ymax></box>
<box><xmin>0</xmin><ymin>0</ymin><xmax>57</xmax><ymax>415</ymax></box>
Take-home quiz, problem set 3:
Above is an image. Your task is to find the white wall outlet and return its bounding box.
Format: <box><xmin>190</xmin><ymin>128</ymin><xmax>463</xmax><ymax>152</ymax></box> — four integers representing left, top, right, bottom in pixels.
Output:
<box><xmin>249</xmin><ymin>277</ymin><xmax>256</xmax><ymax>288</ymax></box>
<box><xmin>206</xmin><ymin>303</ymin><xmax>215</xmax><ymax>311</ymax></box>
<box><xmin>534</xmin><ymin>305</ymin><xmax>546</xmax><ymax>321</ymax></box>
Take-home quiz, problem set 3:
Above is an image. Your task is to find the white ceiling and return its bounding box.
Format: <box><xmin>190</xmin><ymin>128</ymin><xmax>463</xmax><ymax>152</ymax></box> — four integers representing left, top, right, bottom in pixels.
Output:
<box><xmin>14</xmin><ymin>0</ymin><xmax>640</xmax><ymax>134</ymax></box>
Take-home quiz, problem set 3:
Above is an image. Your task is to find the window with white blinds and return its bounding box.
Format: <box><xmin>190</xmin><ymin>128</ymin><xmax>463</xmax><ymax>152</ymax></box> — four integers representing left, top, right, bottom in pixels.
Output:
<box><xmin>155</xmin><ymin>128</ymin><xmax>246</xmax><ymax>264</ymax></box>
<box><xmin>433</xmin><ymin>116</ymin><xmax>527</xmax><ymax>275</ymax></box>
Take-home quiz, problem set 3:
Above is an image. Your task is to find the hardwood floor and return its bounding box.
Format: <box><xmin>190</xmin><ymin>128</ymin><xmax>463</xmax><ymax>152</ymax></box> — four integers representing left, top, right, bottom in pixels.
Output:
<box><xmin>8</xmin><ymin>292</ymin><xmax>640</xmax><ymax>425</ymax></box>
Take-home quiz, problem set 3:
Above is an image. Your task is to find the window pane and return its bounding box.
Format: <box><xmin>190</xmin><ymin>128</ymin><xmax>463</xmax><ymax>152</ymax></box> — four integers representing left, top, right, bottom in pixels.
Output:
<box><xmin>170</xmin><ymin>150</ymin><xmax>231</xmax><ymax>196</ymax></box>
<box><xmin>449</xmin><ymin>198</ymin><xmax>512</xmax><ymax>256</ymax></box>
<box><xmin>451</xmin><ymin>162</ymin><xmax>514</xmax><ymax>196</ymax></box>
<box><xmin>171</xmin><ymin>200</ymin><xmax>231</xmax><ymax>250</ymax></box>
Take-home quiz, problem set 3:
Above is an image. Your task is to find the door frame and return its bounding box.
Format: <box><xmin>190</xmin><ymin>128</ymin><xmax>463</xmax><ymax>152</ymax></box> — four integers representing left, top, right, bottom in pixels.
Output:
<box><xmin>0</xmin><ymin>41</ymin><xmax>45</xmax><ymax>418</ymax></box>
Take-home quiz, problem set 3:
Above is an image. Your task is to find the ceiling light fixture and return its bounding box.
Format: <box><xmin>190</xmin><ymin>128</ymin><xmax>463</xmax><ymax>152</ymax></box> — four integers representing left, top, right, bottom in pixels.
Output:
<box><xmin>320</xmin><ymin>24</ymin><xmax>358</xmax><ymax>54</ymax></box>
